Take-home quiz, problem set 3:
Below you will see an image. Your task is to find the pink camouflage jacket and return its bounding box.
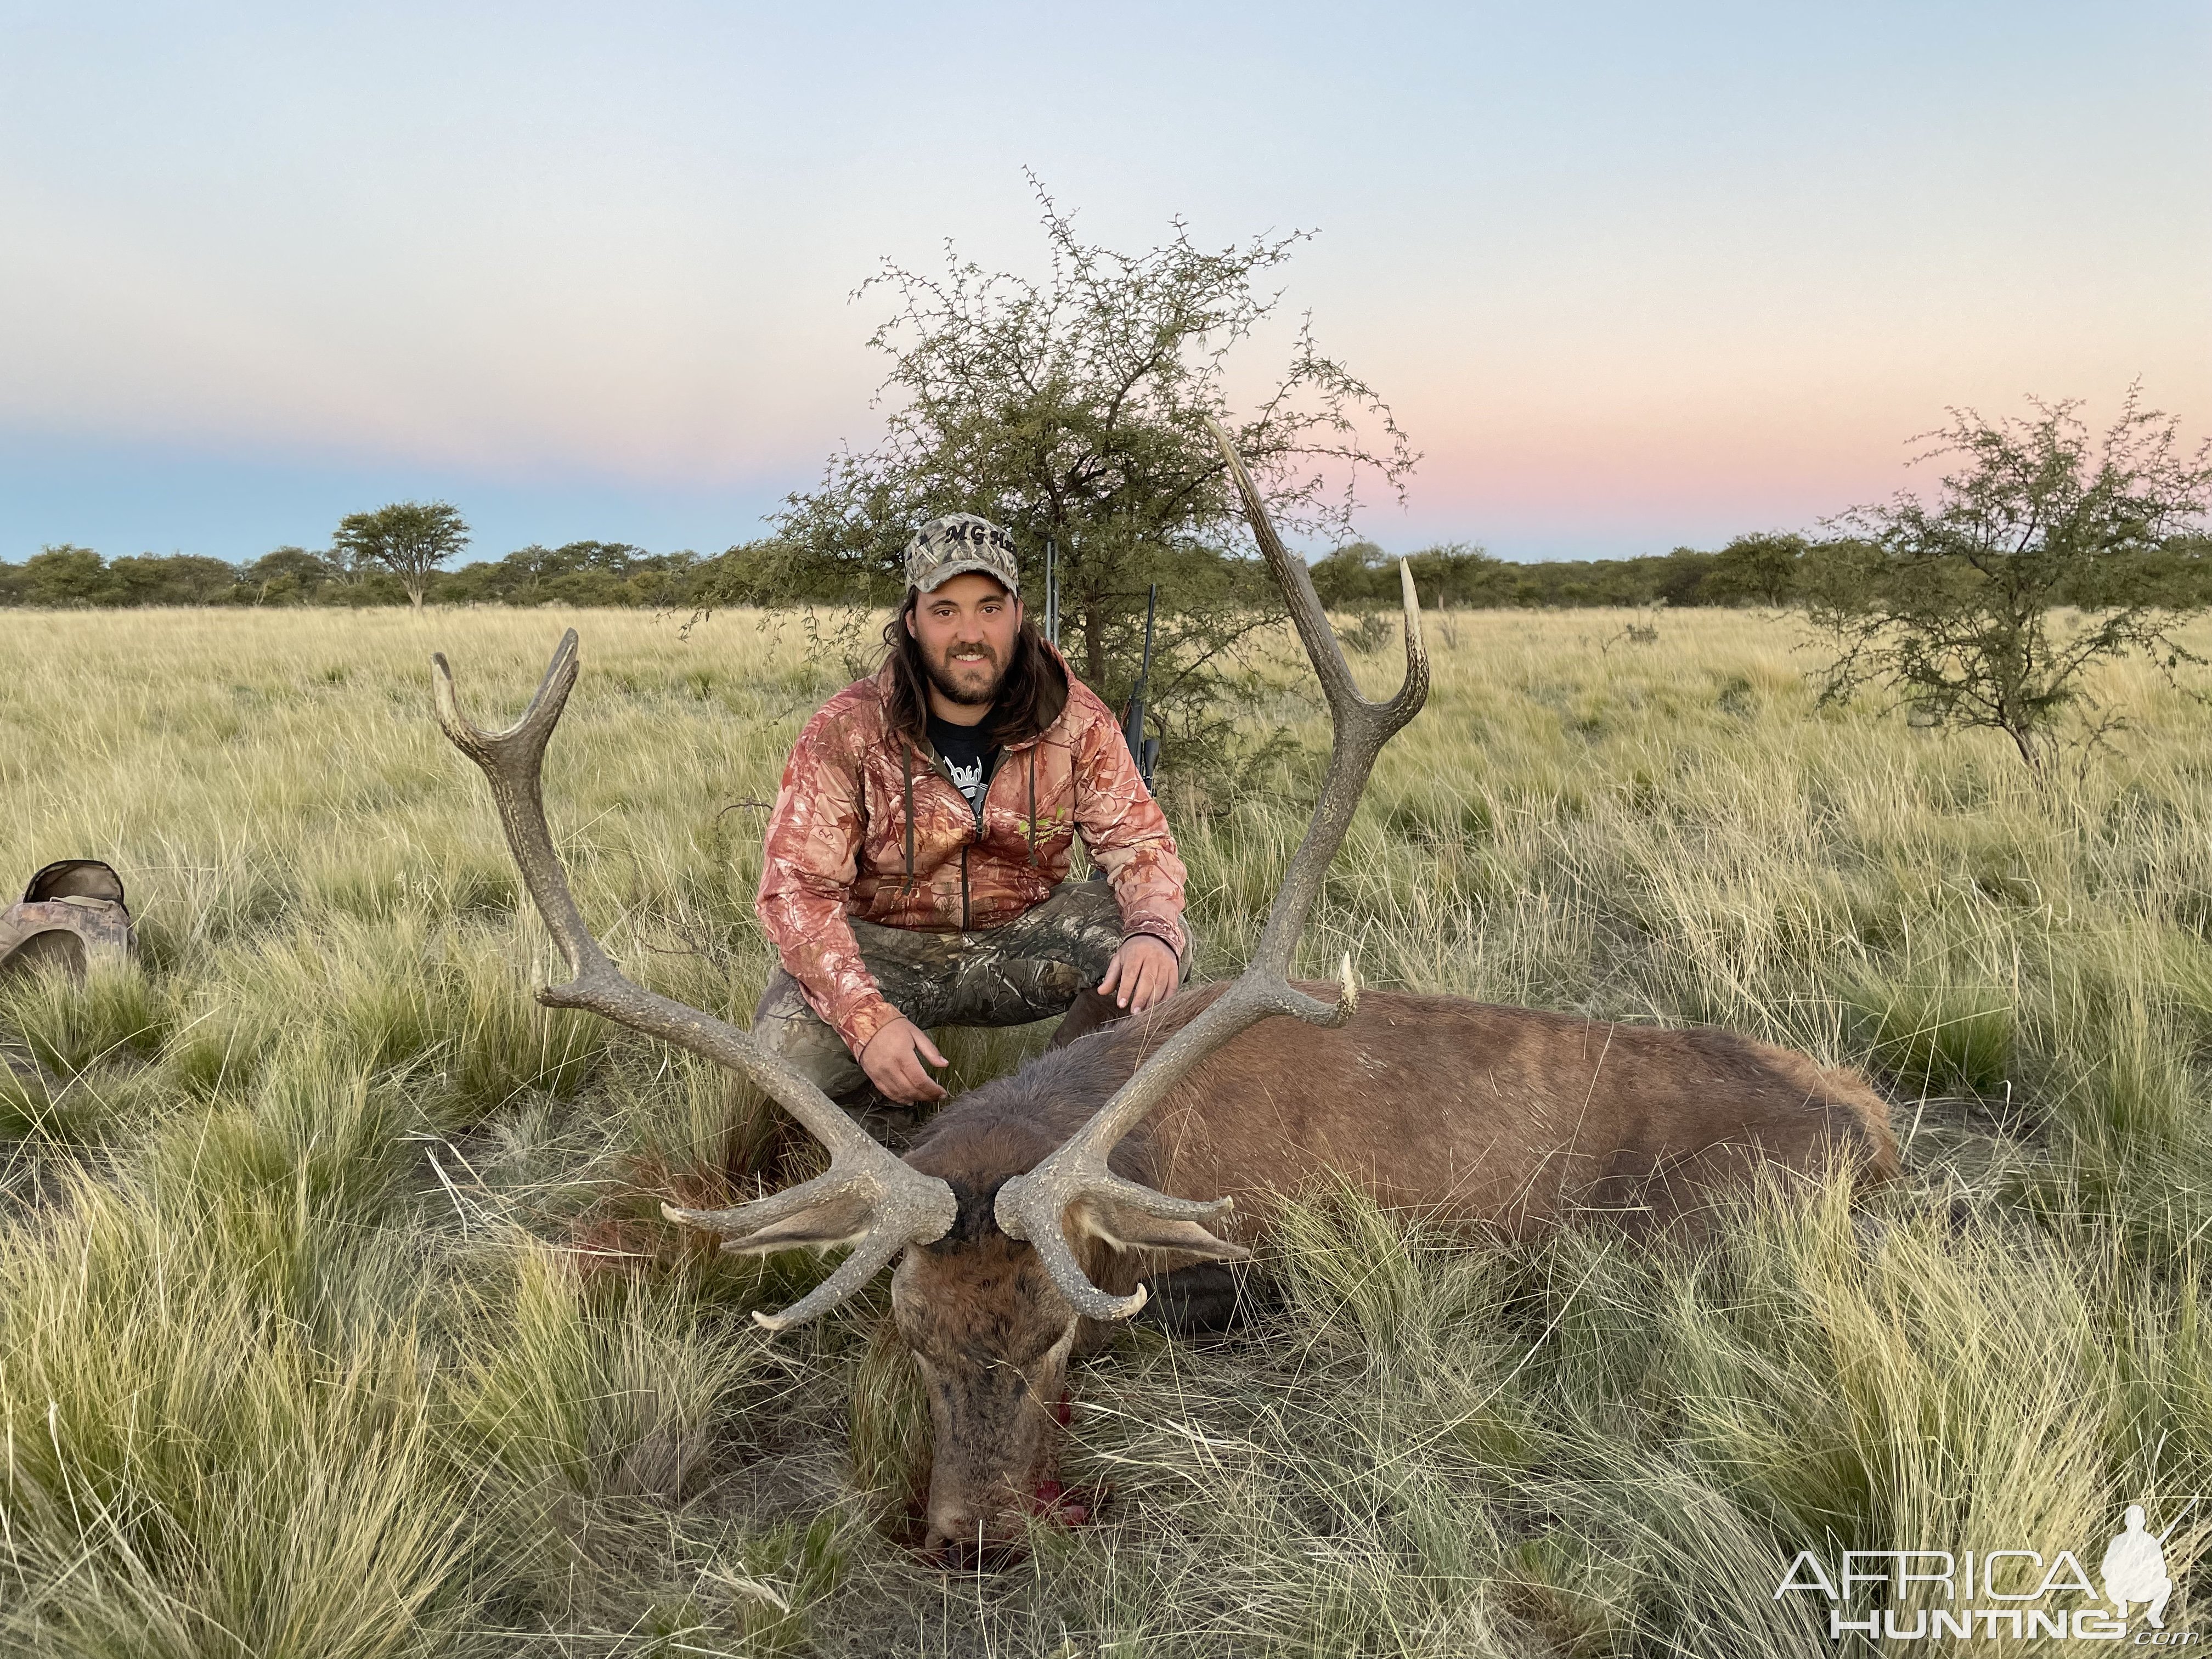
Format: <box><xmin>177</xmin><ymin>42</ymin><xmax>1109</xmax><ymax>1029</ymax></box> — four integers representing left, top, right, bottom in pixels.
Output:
<box><xmin>756</xmin><ymin>651</ymin><xmax>1188</xmax><ymax>1056</ymax></box>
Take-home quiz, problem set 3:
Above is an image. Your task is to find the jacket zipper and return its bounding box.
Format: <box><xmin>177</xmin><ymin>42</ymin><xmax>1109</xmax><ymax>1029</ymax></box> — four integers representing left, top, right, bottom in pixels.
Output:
<box><xmin>923</xmin><ymin>743</ymin><xmax>1006</xmax><ymax>932</ymax></box>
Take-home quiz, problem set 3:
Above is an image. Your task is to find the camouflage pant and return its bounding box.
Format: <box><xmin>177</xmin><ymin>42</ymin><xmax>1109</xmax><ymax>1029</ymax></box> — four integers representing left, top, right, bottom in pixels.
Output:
<box><xmin>751</xmin><ymin>881</ymin><xmax>1184</xmax><ymax>1104</ymax></box>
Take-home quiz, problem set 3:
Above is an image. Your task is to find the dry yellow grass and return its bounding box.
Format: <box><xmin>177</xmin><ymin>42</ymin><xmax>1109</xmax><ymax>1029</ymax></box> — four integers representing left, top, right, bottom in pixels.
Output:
<box><xmin>3</xmin><ymin>603</ymin><xmax>2211</xmax><ymax>1655</ymax></box>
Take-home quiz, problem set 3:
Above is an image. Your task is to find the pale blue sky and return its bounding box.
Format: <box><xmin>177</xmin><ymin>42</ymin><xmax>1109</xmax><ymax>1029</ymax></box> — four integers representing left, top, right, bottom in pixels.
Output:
<box><xmin>3</xmin><ymin>1</ymin><xmax>2205</xmax><ymax>563</ymax></box>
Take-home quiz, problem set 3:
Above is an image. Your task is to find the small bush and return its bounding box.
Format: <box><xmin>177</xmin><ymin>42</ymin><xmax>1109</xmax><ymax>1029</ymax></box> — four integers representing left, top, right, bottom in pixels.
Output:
<box><xmin>1841</xmin><ymin>973</ymin><xmax>2015</xmax><ymax>1098</ymax></box>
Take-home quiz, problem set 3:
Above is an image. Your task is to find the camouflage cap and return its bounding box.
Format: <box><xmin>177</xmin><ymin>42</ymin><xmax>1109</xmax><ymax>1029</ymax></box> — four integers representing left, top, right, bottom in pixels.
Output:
<box><xmin>905</xmin><ymin>513</ymin><xmax>1020</xmax><ymax>597</ymax></box>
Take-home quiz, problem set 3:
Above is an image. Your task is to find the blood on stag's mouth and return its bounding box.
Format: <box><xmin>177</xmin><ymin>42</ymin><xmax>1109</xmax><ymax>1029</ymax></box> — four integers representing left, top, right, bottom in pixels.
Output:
<box><xmin>1028</xmin><ymin>1479</ymin><xmax>1098</xmax><ymax>1527</ymax></box>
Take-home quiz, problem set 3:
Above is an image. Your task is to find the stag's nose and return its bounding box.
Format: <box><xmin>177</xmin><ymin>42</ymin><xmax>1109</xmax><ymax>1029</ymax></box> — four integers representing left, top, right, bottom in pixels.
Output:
<box><xmin>920</xmin><ymin>1531</ymin><xmax>1022</xmax><ymax>1566</ymax></box>
<box><xmin>921</xmin><ymin>1519</ymin><xmax>1028</xmax><ymax>1572</ymax></box>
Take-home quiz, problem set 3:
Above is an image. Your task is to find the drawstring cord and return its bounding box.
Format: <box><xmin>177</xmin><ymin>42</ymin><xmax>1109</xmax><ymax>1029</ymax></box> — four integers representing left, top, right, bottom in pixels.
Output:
<box><xmin>900</xmin><ymin>740</ymin><xmax>917</xmax><ymax>895</ymax></box>
<box><xmin>1026</xmin><ymin>748</ymin><xmax>1039</xmax><ymax>866</ymax></box>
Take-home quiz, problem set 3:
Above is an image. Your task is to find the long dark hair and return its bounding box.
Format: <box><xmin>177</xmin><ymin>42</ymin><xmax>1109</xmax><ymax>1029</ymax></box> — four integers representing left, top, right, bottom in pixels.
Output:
<box><xmin>880</xmin><ymin>588</ymin><xmax>1068</xmax><ymax>749</ymax></box>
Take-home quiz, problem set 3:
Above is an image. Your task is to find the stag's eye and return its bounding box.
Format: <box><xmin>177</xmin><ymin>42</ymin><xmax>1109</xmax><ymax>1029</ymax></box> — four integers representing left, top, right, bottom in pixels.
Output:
<box><xmin>1011</xmin><ymin>1324</ymin><xmax>1077</xmax><ymax>1370</ymax></box>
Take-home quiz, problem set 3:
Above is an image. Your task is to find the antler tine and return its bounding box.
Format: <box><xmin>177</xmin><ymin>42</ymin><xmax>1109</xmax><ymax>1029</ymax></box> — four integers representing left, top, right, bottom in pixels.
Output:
<box><xmin>1208</xmin><ymin>420</ymin><xmax>1429</xmax><ymax>978</ymax></box>
<box><xmin>433</xmin><ymin>631</ymin><xmax>956</xmax><ymax>1329</ymax></box>
<box><xmin>733</xmin><ymin>1223</ymin><xmax>916</xmax><ymax>1334</ymax></box>
<box><xmin>995</xmin><ymin>423</ymin><xmax>1430</xmax><ymax>1322</ymax></box>
<box><xmin>431</xmin><ymin>630</ymin><xmax>605</xmax><ymax>981</ymax></box>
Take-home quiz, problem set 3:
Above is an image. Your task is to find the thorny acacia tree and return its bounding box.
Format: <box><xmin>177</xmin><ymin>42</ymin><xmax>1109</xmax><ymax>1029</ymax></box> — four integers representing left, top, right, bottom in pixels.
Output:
<box><xmin>758</xmin><ymin>186</ymin><xmax>1415</xmax><ymax>780</ymax></box>
<box><xmin>333</xmin><ymin>500</ymin><xmax>470</xmax><ymax>610</ymax></box>
<box><xmin>1808</xmin><ymin>390</ymin><xmax>2212</xmax><ymax>778</ymax></box>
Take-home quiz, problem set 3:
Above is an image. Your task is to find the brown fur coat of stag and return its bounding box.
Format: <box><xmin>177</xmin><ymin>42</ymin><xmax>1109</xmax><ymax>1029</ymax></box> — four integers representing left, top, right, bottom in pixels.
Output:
<box><xmin>907</xmin><ymin>979</ymin><xmax>1899</xmax><ymax>1269</ymax></box>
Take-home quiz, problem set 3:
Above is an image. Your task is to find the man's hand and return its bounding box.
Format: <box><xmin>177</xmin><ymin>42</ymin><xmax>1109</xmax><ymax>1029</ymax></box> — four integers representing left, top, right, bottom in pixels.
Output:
<box><xmin>859</xmin><ymin>1017</ymin><xmax>949</xmax><ymax>1104</ymax></box>
<box><xmin>1098</xmin><ymin>935</ymin><xmax>1180</xmax><ymax>1014</ymax></box>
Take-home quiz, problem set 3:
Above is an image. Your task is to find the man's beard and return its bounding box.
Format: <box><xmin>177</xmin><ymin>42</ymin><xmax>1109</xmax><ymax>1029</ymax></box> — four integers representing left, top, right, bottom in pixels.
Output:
<box><xmin>923</xmin><ymin>641</ymin><xmax>1008</xmax><ymax>708</ymax></box>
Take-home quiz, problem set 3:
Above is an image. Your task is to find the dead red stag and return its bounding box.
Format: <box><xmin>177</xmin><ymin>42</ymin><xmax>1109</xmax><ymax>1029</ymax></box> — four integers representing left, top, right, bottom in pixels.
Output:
<box><xmin>432</xmin><ymin>422</ymin><xmax>1896</xmax><ymax>1566</ymax></box>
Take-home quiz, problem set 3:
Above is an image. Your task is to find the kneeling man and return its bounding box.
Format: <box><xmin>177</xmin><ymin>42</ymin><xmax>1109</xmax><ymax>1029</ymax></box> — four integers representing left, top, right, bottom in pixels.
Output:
<box><xmin>753</xmin><ymin>514</ymin><xmax>1187</xmax><ymax>1121</ymax></box>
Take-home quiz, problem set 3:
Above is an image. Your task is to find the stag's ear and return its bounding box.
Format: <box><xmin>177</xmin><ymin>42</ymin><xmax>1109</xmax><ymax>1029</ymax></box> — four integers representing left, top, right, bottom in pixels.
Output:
<box><xmin>707</xmin><ymin>1193</ymin><xmax>874</xmax><ymax>1256</ymax></box>
<box><xmin>1069</xmin><ymin>1199</ymin><xmax>1252</xmax><ymax>1264</ymax></box>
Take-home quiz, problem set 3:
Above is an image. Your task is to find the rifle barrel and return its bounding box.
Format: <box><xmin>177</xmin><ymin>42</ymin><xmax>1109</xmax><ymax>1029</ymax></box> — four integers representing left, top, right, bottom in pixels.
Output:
<box><xmin>1043</xmin><ymin>539</ymin><xmax>1059</xmax><ymax>651</ymax></box>
<box><xmin>1123</xmin><ymin>583</ymin><xmax>1159</xmax><ymax>790</ymax></box>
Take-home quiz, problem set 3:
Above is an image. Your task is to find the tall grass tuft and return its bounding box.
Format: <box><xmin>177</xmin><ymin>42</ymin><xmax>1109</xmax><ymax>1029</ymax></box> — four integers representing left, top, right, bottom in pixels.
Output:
<box><xmin>0</xmin><ymin>1176</ymin><xmax>477</xmax><ymax>1657</ymax></box>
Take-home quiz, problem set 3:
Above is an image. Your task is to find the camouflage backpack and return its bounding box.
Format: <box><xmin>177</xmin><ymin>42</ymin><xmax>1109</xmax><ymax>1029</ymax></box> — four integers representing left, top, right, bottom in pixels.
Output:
<box><xmin>0</xmin><ymin>860</ymin><xmax>136</xmax><ymax>979</ymax></box>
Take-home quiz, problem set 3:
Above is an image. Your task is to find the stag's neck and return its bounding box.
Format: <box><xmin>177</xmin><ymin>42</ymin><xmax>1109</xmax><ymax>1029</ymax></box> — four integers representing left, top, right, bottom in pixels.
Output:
<box><xmin>901</xmin><ymin>988</ymin><xmax>1231</xmax><ymax>1192</ymax></box>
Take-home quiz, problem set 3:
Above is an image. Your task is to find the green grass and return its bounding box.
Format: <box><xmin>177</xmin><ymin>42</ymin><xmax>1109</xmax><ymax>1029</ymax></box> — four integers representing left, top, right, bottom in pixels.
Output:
<box><xmin>5</xmin><ymin>603</ymin><xmax>2212</xmax><ymax>1653</ymax></box>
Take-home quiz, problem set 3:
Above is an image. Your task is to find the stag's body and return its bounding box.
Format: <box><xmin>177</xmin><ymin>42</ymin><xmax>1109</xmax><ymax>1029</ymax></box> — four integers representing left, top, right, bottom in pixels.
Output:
<box><xmin>912</xmin><ymin>980</ymin><xmax>1897</xmax><ymax>1249</ymax></box>
<box><xmin>889</xmin><ymin>981</ymin><xmax>1897</xmax><ymax>1550</ymax></box>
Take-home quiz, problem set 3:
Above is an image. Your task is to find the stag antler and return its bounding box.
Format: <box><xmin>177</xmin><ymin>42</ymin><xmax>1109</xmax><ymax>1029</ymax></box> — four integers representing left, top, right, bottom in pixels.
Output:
<box><xmin>993</xmin><ymin>419</ymin><xmax>1431</xmax><ymax>1321</ymax></box>
<box><xmin>431</xmin><ymin>630</ymin><xmax>957</xmax><ymax>1330</ymax></box>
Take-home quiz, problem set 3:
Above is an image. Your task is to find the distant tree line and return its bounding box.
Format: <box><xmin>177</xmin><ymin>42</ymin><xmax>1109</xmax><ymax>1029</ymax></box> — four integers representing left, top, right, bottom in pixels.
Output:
<box><xmin>0</xmin><ymin>539</ymin><xmax>718</xmax><ymax>609</ymax></box>
<box><xmin>1307</xmin><ymin>533</ymin><xmax>1815</xmax><ymax>611</ymax></box>
<box><xmin>0</xmin><ymin>533</ymin><xmax>1803</xmax><ymax>611</ymax></box>
<box><xmin>7</xmin><ymin>522</ymin><xmax>2204</xmax><ymax>614</ymax></box>
<box><xmin>1309</xmin><ymin>522</ymin><xmax>2210</xmax><ymax>614</ymax></box>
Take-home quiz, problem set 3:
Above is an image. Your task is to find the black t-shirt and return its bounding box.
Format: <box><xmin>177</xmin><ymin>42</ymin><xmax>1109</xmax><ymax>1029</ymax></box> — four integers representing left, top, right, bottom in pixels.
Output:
<box><xmin>927</xmin><ymin>713</ymin><xmax>999</xmax><ymax>813</ymax></box>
